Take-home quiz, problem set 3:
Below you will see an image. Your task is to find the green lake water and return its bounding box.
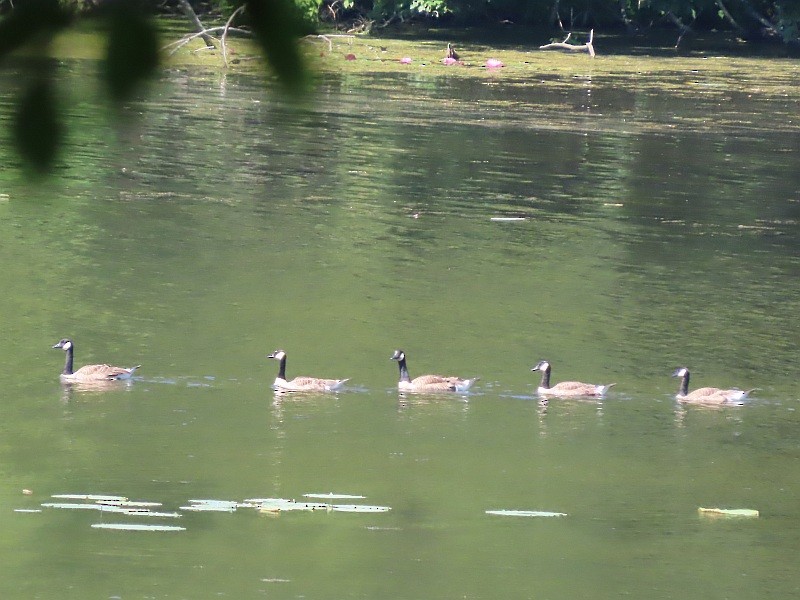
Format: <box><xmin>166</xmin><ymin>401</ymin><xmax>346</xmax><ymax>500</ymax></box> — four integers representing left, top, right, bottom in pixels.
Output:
<box><xmin>0</xmin><ymin>38</ymin><xmax>798</xmax><ymax>599</ymax></box>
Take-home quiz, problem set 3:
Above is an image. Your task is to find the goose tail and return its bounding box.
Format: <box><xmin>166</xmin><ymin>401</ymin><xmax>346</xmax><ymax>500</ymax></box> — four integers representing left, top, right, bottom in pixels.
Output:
<box><xmin>599</xmin><ymin>382</ymin><xmax>616</xmax><ymax>395</ymax></box>
<box><xmin>456</xmin><ymin>377</ymin><xmax>480</xmax><ymax>392</ymax></box>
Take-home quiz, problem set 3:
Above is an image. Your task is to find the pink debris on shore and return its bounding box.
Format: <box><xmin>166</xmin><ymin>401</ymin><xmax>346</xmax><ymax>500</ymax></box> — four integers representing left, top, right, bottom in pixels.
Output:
<box><xmin>345</xmin><ymin>53</ymin><xmax>356</xmax><ymax>61</ymax></box>
<box><xmin>485</xmin><ymin>58</ymin><xmax>504</xmax><ymax>69</ymax></box>
<box><xmin>400</xmin><ymin>57</ymin><xmax>412</xmax><ymax>64</ymax></box>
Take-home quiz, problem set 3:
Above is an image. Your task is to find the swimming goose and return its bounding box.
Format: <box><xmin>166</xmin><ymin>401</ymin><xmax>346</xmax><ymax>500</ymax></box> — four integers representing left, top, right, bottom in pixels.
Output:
<box><xmin>672</xmin><ymin>367</ymin><xmax>754</xmax><ymax>405</ymax></box>
<box><xmin>390</xmin><ymin>349</ymin><xmax>478</xmax><ymax>393</ymax></box>
<box><xmin>267</xmin><ymin>350</ymin><xmax>349</xmax><ymax>392</ymax></box>
<box><xmin>531</xmin><ymin>360</ymin><xmax>615</xmax><ymax>398</ymax></box>
<box><xmin>52</xmin><ymin>339</ymin><xmax>140</xmax><ymax>382</ymax></box>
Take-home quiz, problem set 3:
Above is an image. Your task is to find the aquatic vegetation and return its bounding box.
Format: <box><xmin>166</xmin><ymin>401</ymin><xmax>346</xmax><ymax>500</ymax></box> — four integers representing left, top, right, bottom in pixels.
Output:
<box><xmin>35</xmin><ymin>492</ymin><xmax>391</xmax><ymax>531</ymax></box>
<box><xmin>485</xmin><ymin>509</ymin><xmax>568</xmax><ymax>517</ymax></box>
<box><xmin>698</xmin><ymin>507</ymin><xmax>760</xmax><ymax>518</ymax></box>
<box><xmin>91</xmin><ymin>523</ymin><xmax>186</xmax><ymax>532</ymax></box>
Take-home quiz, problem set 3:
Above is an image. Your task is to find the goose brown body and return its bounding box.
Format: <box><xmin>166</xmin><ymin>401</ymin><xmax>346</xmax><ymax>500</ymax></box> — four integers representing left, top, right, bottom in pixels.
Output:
<box><xmin>53</xmin><ymin>339</ymin><xmax>140</xmax><ymax>382</ymax></box>
<box><xmin>672</xmin><ymin>368</ymin><xmax>753</xmax><ymax>405</ymax></box>
<box><xmin>531</xmin><ymin>360</ymin><xmax>615</xmax><ymax>398</ymax></box>
<box><xmin>391</xmin><ymin>350</ymin><xmax>477</xmax><ymax>393</ymax></box>
<box><xmin>267</xmin><ymin>350</ymin><xmax>349</xmax><ymax>392</ymax></box>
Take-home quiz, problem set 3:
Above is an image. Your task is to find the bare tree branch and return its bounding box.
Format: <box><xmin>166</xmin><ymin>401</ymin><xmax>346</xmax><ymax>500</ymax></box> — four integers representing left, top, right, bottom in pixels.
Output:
<box><xmin>716</xmin><ymin>0</ymin><xmax>745</xmax><ymax>34</ymax></box>
<box><xmin>163</xmin><ymin>27</ymin><xmax>251</xmax><ymax>55</ymax></box>
<box><xmin>176</xmin><ymin>0</ymin><xmax>215</xmax><ymax>48</ymax></box>
<box><xmin>666</xmin><ymin>11</ymin><xmax>692</xmax><ymax>47</ymax></box>
<box><xmin>222</xmin><ymin>6</ymin><xmax>246</xmax><ymax>68</ymax></box>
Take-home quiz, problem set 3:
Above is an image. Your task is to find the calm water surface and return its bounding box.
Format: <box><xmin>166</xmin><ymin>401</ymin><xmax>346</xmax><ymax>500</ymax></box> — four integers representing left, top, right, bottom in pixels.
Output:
<box><xmin>0</xmin><ymin>46</ymin><xmax>798</xmax><ymax>599</ymax></box>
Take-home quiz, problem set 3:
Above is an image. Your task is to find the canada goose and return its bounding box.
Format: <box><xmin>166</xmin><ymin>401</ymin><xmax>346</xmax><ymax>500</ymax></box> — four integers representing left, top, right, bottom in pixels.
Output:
<box><xmin>446</xmin><ymin>43</ymin><xmax>459</xmax><ymax>60</ymax></box>
<box><xmin>267</xmin><ymin>350</ymin><xmax>349</xmax><ymax>392</ymax></box>
<box><xmin>52</xmin><ymin>339</ymin><xmax>140</xmax><ymax>382</ymax></box>
<box><xmin>531</xmin><ymin>360</ymin><xmax>615</xmax><ymax>398</ymax></box>
<box><xmin>672</xmin><ymin>367</ymin><xmax>754</xmax><ymax>405</ymax></box>
<box><xmin>390</xmin><ymin>349</ymin><xmax>478</xmax><ymax>393</ymax></box>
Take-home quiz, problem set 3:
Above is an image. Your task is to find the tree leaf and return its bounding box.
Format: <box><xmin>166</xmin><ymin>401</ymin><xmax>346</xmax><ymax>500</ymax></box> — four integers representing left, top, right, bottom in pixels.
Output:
<box><xmin>0</xmin><ymin>0</ymin><xmax>72</xmax><ymax>62</ymax></box>
<box><xmin>14</xmin><ymin>77</ymin><xmax>62</xmax><ymax>173</ymax></box>
<box><xmin>102</xmin><ymin>1</ymin><xmax>159</xmax><ymax>101</ymax></box>
<box><xmin>245</xmin><ymin>0</ymin><xmax>311</xmax><ymax>94</ymax></box>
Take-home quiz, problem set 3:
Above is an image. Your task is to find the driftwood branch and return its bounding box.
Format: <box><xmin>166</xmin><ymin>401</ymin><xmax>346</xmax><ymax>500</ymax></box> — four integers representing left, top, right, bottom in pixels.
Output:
<box><xmin>715</xmin><ymin>0</ymin><xmax>744</xmax><ymax>35</ymax></box>
<box><xmin>735</xmin><ymin>0</ymin><xmax>780</xmax><ymax>37</ymax></box>
<box><xmin>539</xmin><ymin>29</ymin><xmax>595</xmax><ymax>57</ymax></box>
<box><xmin>302</xmin><ymin>34</ymin><xmax>356</xmax><ymax>53</ymax></box>
<box><xmin>176</xmin><ymin>0</ymin><xmax>215</xmax><ymax>48</ymax></box>
<box><xmin>163</xmin><ymin>26</ymin><xmax>251</xmax><ymax>55</ymax></box>
<box><xmin>666</xmin><ymin>11</ymin><xmax>693</xmax><ymax>48</ymax></box>
<box><xmin>221</xmin><ymin>6</ymin><xmax>245</xmax><ymax>68</ymax></box>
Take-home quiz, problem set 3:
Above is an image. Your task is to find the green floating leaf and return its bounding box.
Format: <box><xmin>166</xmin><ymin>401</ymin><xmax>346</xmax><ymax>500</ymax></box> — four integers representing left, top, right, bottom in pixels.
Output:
<box><xmin>14</xmin><ymin>77</ymin><xmax>63</xmax><ymax>172</ymax></box>
<box><xmin>486</xmin><ymin>510</ymin><xmax>568</xmax><ymax>517</ymax></box>
<box><xmin>102</xmin><ymin>1</ymin><xmax>159</xmax><ymax>101</ymax></box>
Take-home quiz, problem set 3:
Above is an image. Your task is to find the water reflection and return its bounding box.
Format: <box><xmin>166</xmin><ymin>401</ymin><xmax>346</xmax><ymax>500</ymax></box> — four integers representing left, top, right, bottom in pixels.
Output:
<box><xmin>535</xmin><ymin>396</ymin><xmax>605</xmax><ymax>438</ymax></box>
<box><xmin>673</xmin><ymin>400</ymin><xmax>746</xmax><ymax>429</ymax></box>
<box><xmin>271</xmin><ymin>388</ymin><xmax>346</xmax><ymax>403</ymax></box>
<box><xmin>58</xmin><ymin>379</ymin><xmax>136</xmax><ymax>403</ymax></box>
<box><xmin>397</xmin><ymin>391</ymin><xmax>471</xmax><ymax>412</ymax></box>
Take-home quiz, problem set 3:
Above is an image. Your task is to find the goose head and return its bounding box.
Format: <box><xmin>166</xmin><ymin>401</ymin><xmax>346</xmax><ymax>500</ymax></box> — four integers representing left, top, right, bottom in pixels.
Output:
<box><xmin>672</xmin><ymin>367</ymin><xmax>689</xmax><ymax>378</ymax></box>
<box><xmin>531</xmin><ymin>360</ymin><xmax>551</xmax><ymax>373</ymax></box>
<box><xmin>53</xmin><ymin>339</ymin><xmax>73</xmax><ymax>351</ymax></box>
<box><xmin>267</xmin><ymin>350</ymin><xmax>287</xmax><ymax>361</ymax></box>
<box><xmin>390</xmin><ymin>349</ymin><xmax>405</xmax><ymax>362</ymax></box>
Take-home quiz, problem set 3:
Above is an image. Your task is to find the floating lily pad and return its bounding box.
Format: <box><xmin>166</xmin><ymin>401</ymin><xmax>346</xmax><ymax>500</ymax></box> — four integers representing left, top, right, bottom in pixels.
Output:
<box><xmin>258</xmin><ymin>500</ymin><xmax>331</xmax><ymax>512</ymax></box>
<box><xmin>91</xmin><ymin>523</ymin><xmax>186</xmax><ymax>532</ymax></box>
<box><xmin>330</xmin><ymin>504</ymin><xmax>391</xmax><ymax>513</ymax></box>
<box><xmin>180</xmin><ymin>505</ymin><xmax>236</xmax><ymax>512</ymax></box>
<box><xmin>42</xmin><ymin>502</ymin><xmax>179</xmax><ymax>518</ymax></box>
<box><xmin>698</xmin><ymin>507</ymin><xmax>759</xmax><ymax>518</ymax></box>
<box><xmin>119</xmin><ymin>509</ymin><xmax>181</xmax><ymax>518</ymax></box>
<box><xmin>485</xmin><ymin>510</ymin><xmax>567</xmax><ymax>517</ymax></box>
<box><xmin>303</xmin><ymin>493</ymin><xmax>367</xmax><ymax>500</ymax></box>
<box><xmin>42</xmin><ymin>502</ymin><xmax>105</xmax><ymax>511</ymax></box>
<box><xmin>52</xmin><ymin>494</ymin><xmax>128</xmax><ymax>502</ymax></box>
<box><xmin>97</xmin><ymin>500</ymin><xmax>163</xmax><ymax>508</ymax></box>
<box><xmin>186</xmin><ymin>499</ymin><xmax>240</xmax><ymax>507</ymax></box>
<box><xmin>181</xmin><ymin>499</ymin><xmax>241</xmax><ymax>512</ymax></box>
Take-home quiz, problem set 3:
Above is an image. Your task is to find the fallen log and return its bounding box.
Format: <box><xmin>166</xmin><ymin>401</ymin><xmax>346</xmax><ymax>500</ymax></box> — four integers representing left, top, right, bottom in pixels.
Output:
<box><xmin>539</xmin><ymin>29</ymin><xmax>595</xmax><ymax>57</ymax></box>
<box><xmin>176</xmin><ymin>0</ymin><xmax>216</xmax><ymax>48</ymax></box>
